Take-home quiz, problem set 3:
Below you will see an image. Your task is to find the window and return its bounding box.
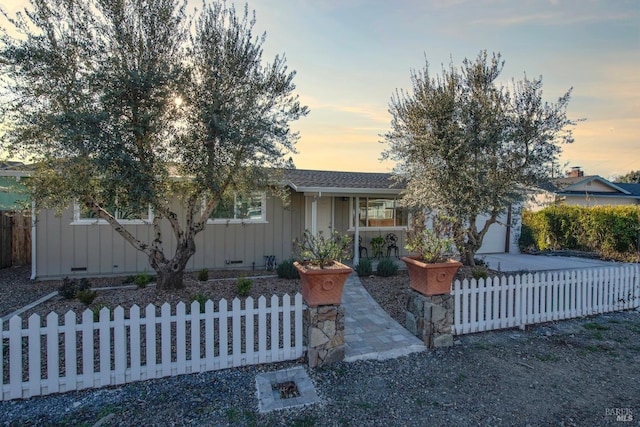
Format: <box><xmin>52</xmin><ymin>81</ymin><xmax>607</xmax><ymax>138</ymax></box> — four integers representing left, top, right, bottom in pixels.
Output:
<box><xmin>72</xmin><ymin>199</ymin><xmax>153</xmax><ymax>224</ymax></box>
<box><xmin>352</xmin><ymin>197</ymin><xmax>408</xmax><ymax>228</ymax></box>
<box><xmin>208</xmin><ymin>192</ymin><xmax>266</xmax><ymax>223</ymax></box>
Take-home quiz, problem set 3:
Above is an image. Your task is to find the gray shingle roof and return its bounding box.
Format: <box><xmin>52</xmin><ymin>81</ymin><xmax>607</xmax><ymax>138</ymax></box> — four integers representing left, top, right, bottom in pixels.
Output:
<box><xmin>284</xmin><ymin>169</ymin><xmax>404</xmax><ymax>193</ymax></box>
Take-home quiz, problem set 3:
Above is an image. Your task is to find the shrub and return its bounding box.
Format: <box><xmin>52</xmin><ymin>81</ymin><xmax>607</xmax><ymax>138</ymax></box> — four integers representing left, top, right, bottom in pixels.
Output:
<box><xmin>376</xmin><ymin>258</ymin><xmax>398</xmax><ymax>277</ymax></box>
<box><xmin>76</xmin><ymin>289</ymin><xmax>98</xmax><ymax>305</ymax></box>
<box><xmin>197</xmin><ymin>268</ymin><xmax>209</xmax><ymax>282</ymax></box>
<box><xmin>236</xmin><ymin>277</ymin><xmax>253</xmax><ymax>297</ymax></box>
<box><xmin>134</xmin><ymin>271</ymin><xmax>153</xmax><ymax>288</ymax></box>
<box><xmin>277</xmin><ymin>259</ymin><xmax>300</xmax><ymax>279</ymax></box>
<box><xmin>472</xmin><ymin>268</ymin><xmax>488</xmax><ymax>281</ymax></box>
<box><xmin>191</xmin><ymin>294</ymin><xmax>209</xmax><ymax>313</ymax></box>
<box><xmin>59</xmin><ymin>277</ymin><xmax>78</xmax><ymax>299</ymax></box>
<box><xmin>296</xmin><ymin>229</ymin><xmax>352</xmax><ymax>268</ymax></box>
<box><xmin>92</xmin><ymin>303</ymin><xmax>110</xmax><ymax>322</ymax></box>
<box><xmin>355</xmin><ymin>258</ymin><xmax>372</xmax><ymax>276</ymax></box>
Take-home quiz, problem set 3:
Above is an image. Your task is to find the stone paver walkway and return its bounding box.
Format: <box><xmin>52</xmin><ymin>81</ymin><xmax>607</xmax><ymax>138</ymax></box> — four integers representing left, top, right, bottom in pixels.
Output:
<box><xmin>342</xmin><ymin>273</ymin><xmax>426</xmax><ymax>362</ymax></box>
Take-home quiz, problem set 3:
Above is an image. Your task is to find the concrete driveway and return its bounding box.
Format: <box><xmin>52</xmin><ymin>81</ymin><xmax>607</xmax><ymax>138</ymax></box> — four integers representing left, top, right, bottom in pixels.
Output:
<box><xmin>481</xmin><ymin>253</ymin><xmax>626</xmax><ymax>273</ymax></box>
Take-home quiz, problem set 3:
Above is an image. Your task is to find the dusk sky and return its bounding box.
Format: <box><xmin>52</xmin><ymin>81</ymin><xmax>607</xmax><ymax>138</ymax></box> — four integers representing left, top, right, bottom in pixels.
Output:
<box><xmin>4</xmin><ymin>0</ymin><xmax>639</xmax><ymax>179</ymax></box>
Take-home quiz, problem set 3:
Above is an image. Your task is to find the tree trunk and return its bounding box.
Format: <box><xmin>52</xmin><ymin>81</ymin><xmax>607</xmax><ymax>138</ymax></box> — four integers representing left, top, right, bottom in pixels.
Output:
<box><xmin>461</xmin><ymin>247</ymin><xmax>476</xmax><ymax>267</ymax></box>
<box><xmin>150</xmin><ymin>240</ymin><xmax>196</xmax><ymax>290</ymax></box>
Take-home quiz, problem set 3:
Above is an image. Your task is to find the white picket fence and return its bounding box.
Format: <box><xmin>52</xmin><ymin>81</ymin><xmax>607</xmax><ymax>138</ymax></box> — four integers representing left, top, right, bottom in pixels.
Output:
<box><xmin>453</xmin><ymin>265</ymin><xmax>640</xmax><ymax>335</ymax></box>
<box><xmin>1</xmin><ymin>293</ymin><xmax>305</xmax><ymax>401</ymax></box>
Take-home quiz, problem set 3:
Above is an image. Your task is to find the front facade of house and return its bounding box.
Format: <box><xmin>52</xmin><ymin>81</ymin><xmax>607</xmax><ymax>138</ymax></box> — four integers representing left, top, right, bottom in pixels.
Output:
<box><xmin>31</xmin><ymin>169</ymin><xmax>518</xmax><ymax>279</ymax></box>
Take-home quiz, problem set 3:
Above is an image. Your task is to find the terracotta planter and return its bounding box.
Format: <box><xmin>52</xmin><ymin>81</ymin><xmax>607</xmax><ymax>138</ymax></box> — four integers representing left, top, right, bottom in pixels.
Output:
<box><xmin>401</xmin><ymin>256</ymin><xmax>462</xmax><ymax>296</ymax></box>
<box><xmin>294</xmin><ymin>261</ymin><xmax>353</xmax><ymax>307</ymax></box>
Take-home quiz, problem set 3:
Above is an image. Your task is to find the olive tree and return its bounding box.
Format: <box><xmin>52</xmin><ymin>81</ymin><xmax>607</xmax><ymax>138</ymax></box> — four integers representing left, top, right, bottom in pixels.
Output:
<box><xmin>382</xmin><ymin>51</ymin><xmax>576</xmax><ymax>266</ymax></box>
<box><xmin>0</xmin><ymin>0</ymin><xmax>307</xmax><ymax>289</ymax></box>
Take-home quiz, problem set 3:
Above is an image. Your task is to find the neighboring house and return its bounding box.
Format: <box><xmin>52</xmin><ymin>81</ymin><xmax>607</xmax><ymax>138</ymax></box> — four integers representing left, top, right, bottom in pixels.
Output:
<box><xmin>530</xmin><ymin>167</ymin><xmax>640</xmax><ymax>210</ymax></box>
<box><xmin>0</xmin><ymin>162</ymin><xmax>30</xmax><ymax>210</ymax></box>
<box><xmin>27</xmin><ymin>168</ymin><xmax>519</xmax><ymax>279</ymax></box>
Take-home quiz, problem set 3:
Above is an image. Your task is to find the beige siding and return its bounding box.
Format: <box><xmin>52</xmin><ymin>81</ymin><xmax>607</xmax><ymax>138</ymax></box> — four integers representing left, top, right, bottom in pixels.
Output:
<box><xmin>571</xmin><ymin>180</ymin><xmax>617</xmax><ymax>193</ymax></box>
<box><xmin>36</xmin><ymin>190</ymin><xmax>296</xmax><ymax>279</ymax></box>
<box><xmin>563</xmin><ymin>195</ymin><xmax>639</xmax><ymax>207</ymax></box>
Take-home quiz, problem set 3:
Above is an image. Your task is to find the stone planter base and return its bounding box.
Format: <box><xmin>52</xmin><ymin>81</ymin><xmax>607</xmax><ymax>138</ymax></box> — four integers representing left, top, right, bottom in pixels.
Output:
<box><xmin>406</xmin><ymin>289</ymin><xmax>454</xmax><ymax>348</ymax></box>
<box><xmin>304</xmin><ymin>305</ymin><xmax>345</xmax><ymax>368</ymax></box>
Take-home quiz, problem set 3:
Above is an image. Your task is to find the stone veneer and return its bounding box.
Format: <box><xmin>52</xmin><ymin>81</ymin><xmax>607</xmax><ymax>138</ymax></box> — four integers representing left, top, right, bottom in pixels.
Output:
<box><xmin>405</xmin><ymin>289</ymin><xmax>454</xmax><ymax>348</ymax></box>
<box><xmin>304</xmin><ymin>305</ymin><xmax>345</xmax><ymax>368</ymax></box>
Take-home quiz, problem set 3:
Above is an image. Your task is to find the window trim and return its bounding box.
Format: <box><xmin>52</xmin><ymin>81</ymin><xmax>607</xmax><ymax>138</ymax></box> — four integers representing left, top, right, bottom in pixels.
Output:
<box><xmin>71</xmin><ymin>201</ymin><xmax>154</xmax><ymax>225</ymax></box>
<box><xmin>348</xmin><ymin>196</ymin><xmax>408</xmax><ymax>230</ymax></box>
<box><xmin>206</xmin><ymin>192</ymin><xmax>268</xmax><ymax>224</ymax></box>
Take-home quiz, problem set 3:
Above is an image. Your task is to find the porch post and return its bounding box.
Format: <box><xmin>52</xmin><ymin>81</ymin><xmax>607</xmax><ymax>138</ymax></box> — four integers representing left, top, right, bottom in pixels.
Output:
<box><xmin>311</xmin><ymin>194</ymin><xmax>318</xmax><ymax>235</ymax></box>
<box><xmin>353</xmin><ymin>196</ymin><xmax>360</xmax><ymax>265</ymax></box>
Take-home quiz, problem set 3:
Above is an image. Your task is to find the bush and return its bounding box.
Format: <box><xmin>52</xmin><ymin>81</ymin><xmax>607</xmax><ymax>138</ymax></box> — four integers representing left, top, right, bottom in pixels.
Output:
<box><xmin>472</xmin><ymin>268</ymin><xmax>488</xmax><ymax>281</ymax></box>
<box><xmin>355</xmin><ymin>258</ymin><xmax>372</xmax><ymax>276</ymax></box>
<box><xmin>376</xmin><ymin>258</ymin><xmax>398</xmax><ymax>277</ymax></box>
<box><xmin>59</xmin><ymin>277</ymin><xmax>78</xmax><ymax>299</ymax></box>
<box><xmin>191</xmin><ymin>294</ymin><xmax>209</xmax><ymax>313</ymax></box>
<box><xmin>276</xmin><ymin>259</ymin><xmax>299</xmax><ymax>279</ymax></box>
<box><xmin>76</xmin><ymin>289</ymin><xmax>98</xmax><ymax>305</ymax></box>
<box><xmin>236</xmin><ymin>277</ymin><xmax>253</xmax><ymax>297</ymax></box>
<box><xmin>134</xmin><ymin>271</ymin><xmax>153</xmax><ymax>288</ymax></box>
<box><xmin>197</xmin><ymin>268</ymin><xmax>209</xmax><ymax>282</ymax></box>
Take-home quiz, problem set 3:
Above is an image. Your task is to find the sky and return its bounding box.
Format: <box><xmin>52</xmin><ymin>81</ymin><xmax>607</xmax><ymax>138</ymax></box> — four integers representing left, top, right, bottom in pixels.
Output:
<box><xmin>3</xmin><ymin>0</ymin><xmax>639</xmax><ymax>179</ymax></box>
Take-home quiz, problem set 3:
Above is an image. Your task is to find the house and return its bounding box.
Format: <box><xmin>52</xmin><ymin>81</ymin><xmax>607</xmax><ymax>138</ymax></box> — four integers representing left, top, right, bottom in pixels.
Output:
<box><xmin>0</xmin><ymin>162</ymin><xmax>30</xmax><ymax>210</ymax></box>
<box><xmin>530</xmin><ymin>167</ymin><xmax>640</xmax><ymax>210</ymax></box>
<box><xmin>25</xmin><ymin>168</ymin><xmax>519</xmax><ymax>280</ymax></box>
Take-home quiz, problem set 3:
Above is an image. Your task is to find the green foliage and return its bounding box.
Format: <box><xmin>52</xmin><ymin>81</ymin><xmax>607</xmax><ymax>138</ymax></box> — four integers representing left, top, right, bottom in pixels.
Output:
<box><xmin>191</xmin><ymin>294</ymin><xmax>209</xmax><ymax>313</ymax></box>
<box><xmin>92</xmin><ymin>304</ymin><xmax>111</xmax><ymax>322</ymax></box>
<box><xmin>134</xmin><ymin>271</ymin><xmax>153</xmax><ymax>288</ymax></box>
<box><xmin>521</xmin><ymin>205</ymin><xmax>640</xmax><ymax>260</ymax></box>
<box><xmin>405</xmin><ymin>214</ymin><xmax>457</xmax><ymax>263</ymax></box>
<box><xmin>376</xmin><ymin>258</ymin><xmax>398</xmax><ymax>277</ymax></box>
<box><xmin>76</xmin><ymin>289</ymin><xmax>98</xmax><ymax>305</ymax></box>
<box><xmin>276</xmin><ymin>259</ymin><xmax>300</xmax><ymax>279</ymax></box>
<box><xmin>0</xmin><ymin>0</ymin><xmax>307</xmax><ymax>291</ymax></box>
<box><xmin>297</xmin><ymin>230</ymin><xmax>352</xmax><ymax>269</ymax></box>
<box><xmin>616</xmin><ymin>170</ymin><xmax>640</xmax><ymax>183</ymax></box>
<box><xmin>197</xmin><ymin>268</ymin><xmax>209</xmax><ymax>282</ymax></box>
<box><xmin>355</xmin><ymin>258</ymin><xmax>373</xmax><ymax>276</ymax></box>
<box><xmin>236</xmin><ymin>277</ymin><xmax>253</xmax><ymax>297</ymax></box>
<box><xmin>472</xmin><ymin>268</ymin><xmax>489</xmax><ymax>280</ymax></box>
<box><xmin>382</xmin><ymin>50</ymin><xmax>575</xmax><ymax>266</ymax></box>
<box><xmin>59</xmin><ymin>277</ymin><xmax>92</xmax><ymax>299</ymax></box>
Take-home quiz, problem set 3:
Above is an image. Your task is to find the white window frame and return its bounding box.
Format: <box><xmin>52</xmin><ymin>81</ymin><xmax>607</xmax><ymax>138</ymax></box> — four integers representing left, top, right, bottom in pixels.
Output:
<box><xmin>71</xmin><ymin>201</ymin><xmax>154</xmax><ymax>225</ymax></box>
<box><xmin>206</xmin><ymin>192</ymin><xmax>267</xmax><ymax>224</ymax></box>
<box><xmin>348</xmin><ymin>196</ymin><xmax>408</xmax><ymax>230</ymax></box>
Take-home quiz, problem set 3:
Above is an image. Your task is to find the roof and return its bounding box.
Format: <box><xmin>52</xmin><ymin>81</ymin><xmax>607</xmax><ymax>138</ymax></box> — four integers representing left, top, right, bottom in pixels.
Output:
<box><xmin>541</xmin><ymin>175</ymin><xmax>640</xmax><ymax>201</ymax></box>
<box><xmin>283</xmin><ymin>169</ymin><xmax>404</xmax><ymax>195</ymax></box>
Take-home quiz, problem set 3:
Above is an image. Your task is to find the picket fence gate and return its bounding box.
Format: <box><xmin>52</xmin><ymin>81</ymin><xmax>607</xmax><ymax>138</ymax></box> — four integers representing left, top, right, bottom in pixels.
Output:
<box><xmin>453</xmin><ymin>265</ymin><xmax>640</xmax><ymax>335</ymax></box>
<box><xmin>1</xmin><ymin>293</ymin><xmax>305</xmax><ymax>401</ymax></box>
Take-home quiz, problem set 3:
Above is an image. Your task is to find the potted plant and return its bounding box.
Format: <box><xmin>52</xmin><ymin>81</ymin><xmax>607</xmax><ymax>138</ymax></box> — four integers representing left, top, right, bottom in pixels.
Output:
<box><xmin>402</xmin><ymin>214</ymin><xmax>462</xmax><ymax>296</ymax></box>
<box><xmin>294</xmin><ymin>230</ymin><xmax>353</xmax><ymax>307</ymax></box>
<box><xmin>370</xmin><ymin>235</ymin><xmax>385</xmax><ymax>259</ymax></box>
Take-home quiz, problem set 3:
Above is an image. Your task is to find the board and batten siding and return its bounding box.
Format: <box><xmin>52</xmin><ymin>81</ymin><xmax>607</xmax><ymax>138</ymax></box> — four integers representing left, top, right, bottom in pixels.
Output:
<box><xmin>35</xmin><ymin>190</ymin><xmax>300</xmax><ymax>279</ymax></box>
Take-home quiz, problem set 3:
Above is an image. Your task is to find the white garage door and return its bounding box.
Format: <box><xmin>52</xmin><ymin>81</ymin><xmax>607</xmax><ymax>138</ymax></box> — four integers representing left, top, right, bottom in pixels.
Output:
<box><xmin>476</xmin><ymin>213</ymin><xmax>508</xmax><ymax>254</ymax></box>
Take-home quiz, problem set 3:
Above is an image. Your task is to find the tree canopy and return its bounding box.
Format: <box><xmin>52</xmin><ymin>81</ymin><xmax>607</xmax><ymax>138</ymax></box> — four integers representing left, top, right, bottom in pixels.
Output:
<box><xmin>0</xmin><ymin>0</ymin><xmax>308</xmax><ymax>288</ymax></box>
<box><xmin>382</xmin><ymin>51</ymin><xmax>576</xmax><ymax>265</ymax></box>
<box><xmin>615</xmin><ymin>170</ymin><xmax>640</xmax><ymax>184</ymax></box>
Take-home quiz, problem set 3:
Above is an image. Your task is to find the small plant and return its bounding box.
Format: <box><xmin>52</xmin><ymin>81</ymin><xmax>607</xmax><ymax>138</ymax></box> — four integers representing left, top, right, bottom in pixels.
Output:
<box><xmin>277</xmin><ymin>259</ymin><xmax>300</xmax><ymax>279</ymax></box>
<box><xmin>92</xmin><ymin>303</ymin><xmax>111</xmax><ymax>322</ymax></box>
<box><xmin>355</xmin><ymin>258</ymin><xmax>372</xmax><ymax>276</ymax></box>
<box><xmin>134</xmin><ymin>271</ymin><xmax>153</xmax><ymax>288</ymax></box>
<box><xmin>58</xmin><ymin>277</ymin><xmax>78</xmax><ymax>299</ymax></box>
<box><xmin>197</xmin><ymin>268</ymin><xmax>209</xmax><ymax>282</ymax></box>
<box><xmin>376</xmin><ymin>258</ymin><xmax>398</xmax><ymax>277</ymax></box>
<box><xmin>296</xmin><ymin>229</ymin><xmax>352</xmax><ymax>269</ymax></box>
<box><xmin>472</xmin><ymin>268</ymin><xmax>489</xmax><ymax>280</ymax></box>
<box><xmin>76</xmin><ymin>289</ymin><xmax>98</xmax><ymax>305</ymax></box>
<box><xmin>370</xmin><ymin>236</ymin><xmax>385</xmax><ymax>258</ymax></box>
<box><xmin>191</xmin><ymin>294</ymin><xmax>209</xmax><ymax>313</ymax></box>
<box><xmin>405</xmin><ymin>213</ymin><xmax>457</xmax><ymax>263</ymax></box>
<box><xmin>236</xmin><ymin>276</ymin><xmax>253</xmax><ymax>297</ymax></box>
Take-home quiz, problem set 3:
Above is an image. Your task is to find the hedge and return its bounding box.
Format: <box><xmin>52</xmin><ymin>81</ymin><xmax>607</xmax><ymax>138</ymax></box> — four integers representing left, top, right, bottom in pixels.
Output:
<box><xmin>519</xmin><ymin>205</ymin><xmax>640</xmax><ymax>259</ymax></box>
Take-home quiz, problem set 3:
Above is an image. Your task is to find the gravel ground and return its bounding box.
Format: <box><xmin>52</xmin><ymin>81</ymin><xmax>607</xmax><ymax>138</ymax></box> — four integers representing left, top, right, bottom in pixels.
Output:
<box><xmin>1</xmin><ymin>266</ymin><xmax>640</xmax><ymax>426</ymax></box>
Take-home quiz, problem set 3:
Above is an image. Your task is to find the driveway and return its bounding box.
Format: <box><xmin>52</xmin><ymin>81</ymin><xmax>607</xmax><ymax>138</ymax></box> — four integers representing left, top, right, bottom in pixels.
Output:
<box><xmin>481</xmin><ymin>253</ymin><xmax>625</xmax><ymax>273</ymax></box>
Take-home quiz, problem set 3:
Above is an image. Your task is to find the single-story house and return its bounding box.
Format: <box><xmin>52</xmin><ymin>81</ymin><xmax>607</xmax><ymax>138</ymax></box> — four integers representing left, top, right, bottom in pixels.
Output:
<box><xmin>529</xmin><ymin>167</ymin><xmax>640</xmax><ymax>210</ymax></box>
<box><xmin>11</xmin><ymin>168</ymin><xmax>519</xmax><ymax>280</ymax></box>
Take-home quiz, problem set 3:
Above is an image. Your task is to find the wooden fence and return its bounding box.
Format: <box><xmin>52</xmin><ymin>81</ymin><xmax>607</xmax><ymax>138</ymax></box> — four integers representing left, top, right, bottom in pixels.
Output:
<box><xmin>0</xmin><ymin>210</ymin><xmax>31</xmax><ymax>268</ymax></box>
<box><xmin>1</xmin><ymin>294</ymin><xmax>305</xmax><ymax>401</ymax></box>
<box><xmin>453</xmin><ymin>265</ymin><xmax>640</xmax><ymax>335</ymax></box>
